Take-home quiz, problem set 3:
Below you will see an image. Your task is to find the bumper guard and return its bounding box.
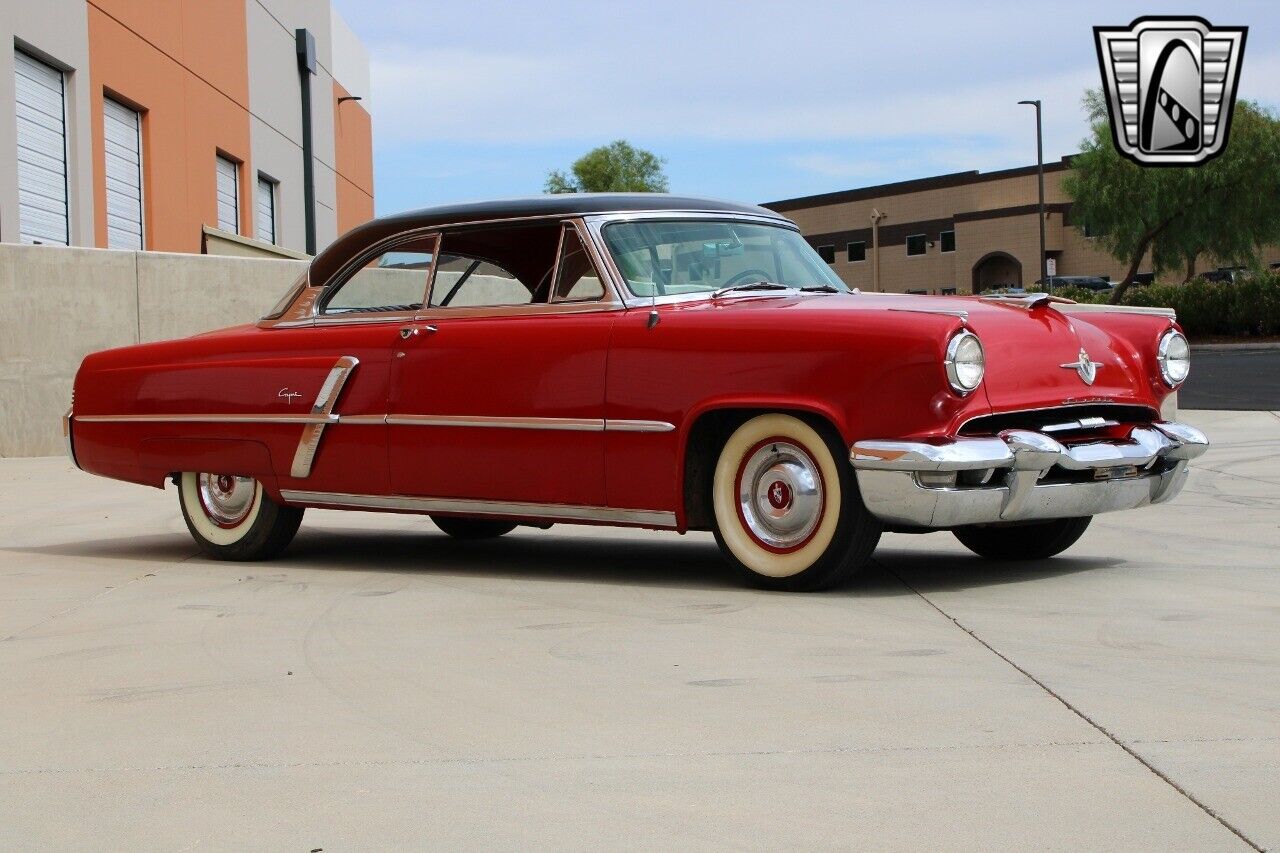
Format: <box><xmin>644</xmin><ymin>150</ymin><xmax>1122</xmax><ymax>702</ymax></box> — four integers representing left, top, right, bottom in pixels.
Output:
<box><xmin>849</xmin><ymin>421</ymin><xmax>1208</xmax><ymax>528</ymax></box>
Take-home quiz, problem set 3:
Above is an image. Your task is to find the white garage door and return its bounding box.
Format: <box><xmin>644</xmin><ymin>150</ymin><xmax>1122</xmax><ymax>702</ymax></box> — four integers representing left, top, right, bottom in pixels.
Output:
<box><xmin>216</xmin><ymin>155</ymin><xmax>239</xmax><ymax>233</ymax></box>
<box><xmin>14</xmin><ymin>50</ymin><xmax>69</xmax><ymax>245</ymax></box>
<box><xmin>103</xmin><ymin>98</ymin><xmax>144</xmax><ymax>250</ymax></box>
<box><xmin>256</xmin><ymin>175</ymin><xmax>276</xmax><ymax>244</ymax></box>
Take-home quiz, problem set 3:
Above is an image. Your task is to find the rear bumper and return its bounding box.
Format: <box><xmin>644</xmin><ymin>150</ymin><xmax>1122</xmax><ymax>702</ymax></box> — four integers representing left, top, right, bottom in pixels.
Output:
<box><xmin>849</xmin><ymin>421</ymin><xmax>1208</xmax><ymax>528</ymax></box>
<box><xmin>62</xmin><ymin>409</ymin><xmax>79</xmax><ymax>469</ymax></box>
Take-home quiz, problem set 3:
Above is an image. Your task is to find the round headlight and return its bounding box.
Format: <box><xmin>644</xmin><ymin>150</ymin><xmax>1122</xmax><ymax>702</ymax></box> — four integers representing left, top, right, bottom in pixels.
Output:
<box><xmin>1158</xmin><ymin>329</ymin><xmax>1190</xmax><ymax>386</ymax></box>
<box><xmin>945</xmin><ymin>330</ymin><xmax>985</xmax><ymax>395</ymax></box>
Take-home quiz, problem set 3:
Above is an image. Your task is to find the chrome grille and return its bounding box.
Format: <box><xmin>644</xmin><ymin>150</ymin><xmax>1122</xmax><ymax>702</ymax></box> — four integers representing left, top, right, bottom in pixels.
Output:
<box><xmin>960</xmin><ymin>404</ymin><xmax>1157</xmax><ymax>437</ymax></box>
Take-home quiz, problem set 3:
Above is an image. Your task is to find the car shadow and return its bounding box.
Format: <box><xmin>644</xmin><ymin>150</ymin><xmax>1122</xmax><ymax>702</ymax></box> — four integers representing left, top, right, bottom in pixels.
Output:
<box><xmin>854</xmin><ymin>547</ymin><xmax>1123</xmax><ymax>596</ymax></box>
<box><xmin>6</xmin><ymin>526</ymin><xmax>1120</xmax><ymax>596</ymax></box>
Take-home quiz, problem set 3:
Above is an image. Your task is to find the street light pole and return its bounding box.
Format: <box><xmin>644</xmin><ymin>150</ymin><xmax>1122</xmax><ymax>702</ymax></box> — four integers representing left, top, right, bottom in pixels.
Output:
<box><xmin>870</xmin><ymin>208</ymin><xmax>886</xmax><ymax>293</ymax></box>
<box><xmin>1018</xmin><ymin>99</ymin><xmax>1047</xmax><ymax>288</ymax></box>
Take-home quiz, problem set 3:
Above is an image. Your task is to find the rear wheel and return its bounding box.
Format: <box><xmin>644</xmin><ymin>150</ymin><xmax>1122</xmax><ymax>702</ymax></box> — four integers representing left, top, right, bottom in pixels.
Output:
<box><xmin>431</xmin><ymin>515</ymin><xmax>518</xmax><ymax>539</ymax></box>
<box><xmin>710</xmin><ymin>414</ymin><xmax>881</xmax><ymax>591</ymax></box>
<box><xmin>953</xmin><ymin>517</ymin><xmax>1092</xmax><ymax>560</ymax></box>
<box><xmin>178</xmin><ymin>472</ymin><xmax>302</xmax><ymax>561</ymax></box>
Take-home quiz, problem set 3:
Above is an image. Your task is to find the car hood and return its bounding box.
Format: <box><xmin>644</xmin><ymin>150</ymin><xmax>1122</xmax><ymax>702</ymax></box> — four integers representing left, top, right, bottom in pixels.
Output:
<box><xmin>684</xmin><ymin>292</ymin><xmax>1164</xmax><ymax>414</ymax></box>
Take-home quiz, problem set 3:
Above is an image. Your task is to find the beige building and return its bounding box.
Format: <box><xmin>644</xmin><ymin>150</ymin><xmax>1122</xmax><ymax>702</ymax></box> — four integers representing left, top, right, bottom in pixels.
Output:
<box><xmin>765</xmin><ymin>156</ymin><xmax>1280</xmax><ymax>294</ymax></box>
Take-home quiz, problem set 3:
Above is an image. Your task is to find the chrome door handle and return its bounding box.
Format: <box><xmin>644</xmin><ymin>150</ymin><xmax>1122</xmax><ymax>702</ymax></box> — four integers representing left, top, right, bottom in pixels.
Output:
<box><xmin>399</xmin><ymin>325</ymin><xmax>438</xmax><ymax>339</ymax></box>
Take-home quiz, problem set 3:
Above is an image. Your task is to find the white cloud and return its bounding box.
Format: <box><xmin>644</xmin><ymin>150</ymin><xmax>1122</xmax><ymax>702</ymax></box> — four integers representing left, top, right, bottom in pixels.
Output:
<box><xmin>339</xmin><ymin>0</ymin><xmax>1280</xmax><ymax>205</ymax></box>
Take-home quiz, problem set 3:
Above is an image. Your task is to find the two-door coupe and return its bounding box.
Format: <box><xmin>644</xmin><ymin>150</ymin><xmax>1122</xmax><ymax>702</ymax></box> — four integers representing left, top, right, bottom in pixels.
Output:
<box><xmin>65</xmin><ymin>194</ymin><xmax>1208</xmax><ymax>590</ymax></box>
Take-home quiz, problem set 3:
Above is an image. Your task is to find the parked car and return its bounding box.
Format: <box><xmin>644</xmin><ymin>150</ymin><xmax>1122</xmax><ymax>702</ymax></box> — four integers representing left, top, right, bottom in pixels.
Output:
<box><xmin>1037</xmin><ymin>275</ymin><xmax>1114</xmax><ymax>292</ymax></box>
<box><xmin>1198</xmin><ymin>267</ymin><xmax>1248</xmax><ymax>284</ymax></box>
<box><xmin>64</xmin><ymin>195</ymin><xmax>1208</xmax><ymax>591</ymax></box>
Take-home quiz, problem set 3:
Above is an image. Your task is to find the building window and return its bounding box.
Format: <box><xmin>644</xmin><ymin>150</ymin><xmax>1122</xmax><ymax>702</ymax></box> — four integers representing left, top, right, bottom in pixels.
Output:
<box><xmin>906</xmin><ymin>234</ymin><xmax>927</xmax><ymax>257</ymax></box>
<box><xmin>847</xmin><ymin>241</ymin><xmax>866</xmax><ymax>263</ymax></box>
<box><xmin>816</xmin><ymin>244</ymin><xmax>835</xmax><ymax>264</ymax></box>
<box><xmin>14</xmin><ymin>50</ymin><xmax>70</xmax><ymax>245</ymax></box>
<box><xmin>103</xmin><ymin>97</ymin><xmax>144</xmax><ymax>250</ymax></box>
<box><xmin>215</xmin><ymin>154</ymin><xmax>239</xmax><ymax>233</ymax></box>
<box><xmin>1083</xmin><ymin>220</ymin><xmax>1108</xmax><ymax>238</ymax></box>
<box><xmin>939</xmin><ymin>230</ymin><xmax>955</xmax><ymax>253</ymax></box>
<box><xmin>256</xmin><ymin>175</ymin><xmax>277</xmax><ymax>244</ymax></box>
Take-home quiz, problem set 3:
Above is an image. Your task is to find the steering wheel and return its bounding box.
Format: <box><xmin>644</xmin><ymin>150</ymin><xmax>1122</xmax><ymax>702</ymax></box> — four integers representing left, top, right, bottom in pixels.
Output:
<box><xmin>722</xmin><ymin>269</ymin><xmax>775</xmax><ymax>288</ymax></box>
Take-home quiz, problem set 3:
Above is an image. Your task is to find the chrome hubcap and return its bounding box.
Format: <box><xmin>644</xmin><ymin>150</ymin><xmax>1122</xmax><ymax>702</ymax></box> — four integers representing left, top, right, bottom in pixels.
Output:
<box><xmin>737</xmin><ymin>441</ymin><xmax>823</xmax><ymax>550</ymax></box>
<box><xmin>197</xmin><ymin>473</ymin><xmax>257</xmax><ymax>527</ymax></box>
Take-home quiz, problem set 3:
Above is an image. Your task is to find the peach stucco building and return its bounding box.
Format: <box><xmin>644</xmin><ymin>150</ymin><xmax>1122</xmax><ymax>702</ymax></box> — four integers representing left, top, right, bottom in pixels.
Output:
<box><xmin>1</xmin><ymin>0</ymin><xmax>373</xmax><ymax>257</ymax></box>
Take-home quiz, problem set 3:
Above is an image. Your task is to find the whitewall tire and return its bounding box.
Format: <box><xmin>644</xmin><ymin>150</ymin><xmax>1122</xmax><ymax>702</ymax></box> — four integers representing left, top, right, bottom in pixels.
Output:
<box><xmin>178</xmin><ymin>472</ymin><xmax>303</xmax><ymax>560</ymax></box>
<box><xmin>711</xmin><ymin>414</ymin><xmax>881</xmax><ymax>591</ymax></box>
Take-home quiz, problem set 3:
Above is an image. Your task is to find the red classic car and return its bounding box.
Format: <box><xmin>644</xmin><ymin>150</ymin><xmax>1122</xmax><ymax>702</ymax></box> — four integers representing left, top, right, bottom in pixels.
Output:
<box><xmin>65</xmin><ymin>194</ymin><xmax>1207</xmax><ymax>590</ymax></box>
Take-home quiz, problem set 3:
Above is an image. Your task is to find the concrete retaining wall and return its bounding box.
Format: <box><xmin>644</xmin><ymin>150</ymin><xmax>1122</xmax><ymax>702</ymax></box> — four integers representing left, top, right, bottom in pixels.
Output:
<box><xmin>0</xmin><ymin>244</ymin><xmax>306</xmax><ymax>457</ymax></box>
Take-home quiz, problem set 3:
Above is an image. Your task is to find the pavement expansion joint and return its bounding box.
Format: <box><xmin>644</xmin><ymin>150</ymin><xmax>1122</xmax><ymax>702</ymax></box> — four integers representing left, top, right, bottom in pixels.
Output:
<box><xmin>878</xmin><ymin>558</ymin><xmax>1266</xmax><ymax>853</ymax></box>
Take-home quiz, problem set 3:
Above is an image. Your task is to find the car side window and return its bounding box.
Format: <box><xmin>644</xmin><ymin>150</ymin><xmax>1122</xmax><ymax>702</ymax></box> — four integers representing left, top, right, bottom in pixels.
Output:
<box><xmin>430</xmin><ymin>254</ymin><xmax>532</xmax><ymax>308</ymax></box>
<box><xmin>552</xmin><ymin>225</ymin><xmax>605</xmax><ymax>302</ymax></box>
<box><xmin>323</xmin><ymin>235</ymin><xmax>437</xmax><ymax>314</ymax></box>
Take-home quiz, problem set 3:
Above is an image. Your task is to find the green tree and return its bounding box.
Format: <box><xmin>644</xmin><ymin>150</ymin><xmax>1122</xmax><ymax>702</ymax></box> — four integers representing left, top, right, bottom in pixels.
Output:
<box><xmin>1064</xmin><ymin>90</ymin><xmax>1280</xmax><ymax>303</ymax></box>
<box><xmin>545</xmin><ymin>140</ymin><xmax>669</xmax><ymax>194</ymax></box>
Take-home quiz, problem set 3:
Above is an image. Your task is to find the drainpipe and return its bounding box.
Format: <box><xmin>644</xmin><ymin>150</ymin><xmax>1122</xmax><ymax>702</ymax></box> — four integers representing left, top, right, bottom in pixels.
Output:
<box><xmin>870</xmin><ymin>208</ymin><xmax>887</xmax><ymax>293</ymax></box>
<box><xmin>296</xmin><ymin>29</ymin><xmax>317</xmax><ymax>255</ymax></box>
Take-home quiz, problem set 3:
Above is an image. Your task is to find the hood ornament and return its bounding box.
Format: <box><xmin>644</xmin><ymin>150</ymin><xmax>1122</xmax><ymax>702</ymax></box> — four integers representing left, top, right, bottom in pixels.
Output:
<box><xmin>1061</xmin><ymin>348</ymin><xmax>1098</xmax><ymax>385</ymax></box>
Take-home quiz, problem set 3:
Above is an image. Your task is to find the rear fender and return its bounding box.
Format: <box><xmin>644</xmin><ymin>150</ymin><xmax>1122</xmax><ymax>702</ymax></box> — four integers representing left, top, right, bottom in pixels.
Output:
<box><xmin>137</xmin><ymin>438</ymin><xmax>279</xmax><ymax>497</ymax></box>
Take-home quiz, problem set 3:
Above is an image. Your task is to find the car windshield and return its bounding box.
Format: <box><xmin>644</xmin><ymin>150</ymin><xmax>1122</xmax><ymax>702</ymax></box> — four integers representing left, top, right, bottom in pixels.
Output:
<box><xmin>601</xmin><ymin>220</ymin><xmax>849</xmax><ymax>297</ymax></box>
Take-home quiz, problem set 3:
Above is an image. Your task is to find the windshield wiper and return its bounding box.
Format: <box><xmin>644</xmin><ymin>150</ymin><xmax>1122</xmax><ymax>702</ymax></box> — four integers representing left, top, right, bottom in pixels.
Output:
<box><xmin>710</xmin><ymin>281</ymin><xmax>793</xmax><ymax>298</ymax></box>
<box><xmin>710</xmin><ymin>281</ymin><xmax>848</xmax><ymax>298</ymax></box>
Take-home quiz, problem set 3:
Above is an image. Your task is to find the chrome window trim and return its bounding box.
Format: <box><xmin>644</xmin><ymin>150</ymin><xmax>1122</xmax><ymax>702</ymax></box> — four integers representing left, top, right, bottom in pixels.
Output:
<box><xmin>290</xmin><ymin>356</ymin><xmax>359</xmax><ymax>478</ymax></box>
<box><xmin>317</xmin><ymin>210</ymin><xmax>765</xmax><ymax>299</ymax></box>
<box><xmin>317</xmin><ymin>232</ymin><xmax>440</xmax><ymax>318</ymax></box>
<box><xmin>548</xmin><ymin>219</ymin><xmax>611</xmax><ymax>305</ymax></box>
<box><xmin>264</xmin><ymin>210</ymin><xmax>795</xmax><ymax>324</ymax></box>
<box><xmin>278</xmin><ymin>489</ymin><xmax>677</xmax><ymax>528</ymax></box>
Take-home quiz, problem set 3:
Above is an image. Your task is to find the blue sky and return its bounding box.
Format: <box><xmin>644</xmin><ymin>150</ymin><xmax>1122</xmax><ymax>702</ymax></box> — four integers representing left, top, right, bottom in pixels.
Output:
<box><xmin>330</xmin><ymin>1</ymin><xmax>1280</xmax><ymax>216</ymax></box>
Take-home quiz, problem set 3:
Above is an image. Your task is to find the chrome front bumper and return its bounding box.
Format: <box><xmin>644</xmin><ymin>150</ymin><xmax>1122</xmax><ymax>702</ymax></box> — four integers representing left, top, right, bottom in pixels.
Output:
<box><xmin>849</xmin><ymin>421</ymin><xmax>1208</xmax><ymax>528</ymax></box>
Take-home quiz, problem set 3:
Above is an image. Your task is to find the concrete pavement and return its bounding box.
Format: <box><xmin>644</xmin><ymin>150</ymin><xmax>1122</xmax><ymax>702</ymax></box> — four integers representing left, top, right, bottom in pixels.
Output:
<box><xmin>1</xmin><ymin>409</ymin><xmax>1277</xmax><ymax>850</ymax></box>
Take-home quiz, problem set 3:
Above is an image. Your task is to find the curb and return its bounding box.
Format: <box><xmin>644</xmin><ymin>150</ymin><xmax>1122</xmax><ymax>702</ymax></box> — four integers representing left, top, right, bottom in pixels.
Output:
<box><xmin>1191</xmin><ymin>342</ymin><xmax>1280</xmax><ymax>353</ymax></box>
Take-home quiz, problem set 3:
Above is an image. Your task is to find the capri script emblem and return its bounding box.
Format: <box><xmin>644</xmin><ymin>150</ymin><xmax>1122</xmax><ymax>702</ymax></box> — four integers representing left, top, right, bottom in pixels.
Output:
<box><xmin>278</xmin><ymin>388</ymin><xmax>303</xmax><ymax>405</ymax></box>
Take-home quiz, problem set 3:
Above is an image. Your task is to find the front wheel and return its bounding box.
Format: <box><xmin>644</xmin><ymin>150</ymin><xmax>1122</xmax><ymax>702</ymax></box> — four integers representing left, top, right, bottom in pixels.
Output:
<box><xmin>952</xmin><ymin>517</ymin><xmax>1092</xmax><ymax>560</ymax></box>
<box><xmin>178</xmin><ymin>472</ymin><xmax>303</xmax><ymax>561</ymax></box>
<box><xmin>711</xmin><ymin>414</ymin><xmax>882</xmax><ymax>591</ymax></box>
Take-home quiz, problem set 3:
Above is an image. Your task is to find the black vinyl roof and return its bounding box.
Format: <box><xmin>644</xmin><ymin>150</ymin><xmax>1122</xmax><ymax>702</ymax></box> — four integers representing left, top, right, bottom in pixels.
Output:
<box><xmin>310</xmin><ymin>194</ymin><xmax>789</xmax><ymax>285</ymax></box>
